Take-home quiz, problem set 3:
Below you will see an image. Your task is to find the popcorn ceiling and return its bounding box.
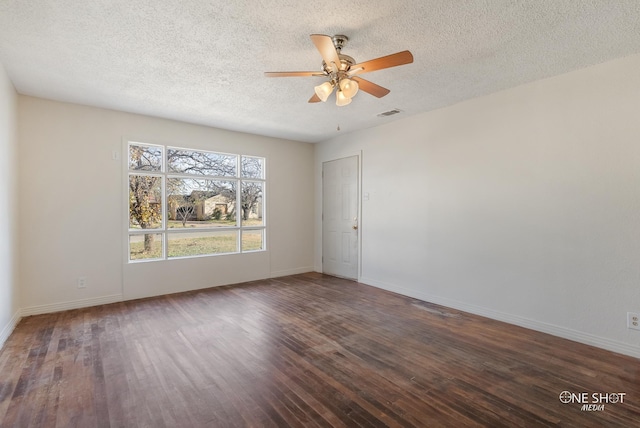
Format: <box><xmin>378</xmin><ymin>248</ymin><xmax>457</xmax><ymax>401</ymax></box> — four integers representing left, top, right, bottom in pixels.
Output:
<box><xmin>1</xmin><ymin>0</ymin><xmax>639</xmax><ymax>143</ymax></box>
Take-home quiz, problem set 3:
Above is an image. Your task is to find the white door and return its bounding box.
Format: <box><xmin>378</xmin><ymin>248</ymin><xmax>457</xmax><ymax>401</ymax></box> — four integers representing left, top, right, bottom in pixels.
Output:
<box><xmin>322</xmin><ymin>156</ymin><xmax>359</xmax><ymax>280</ymax></box>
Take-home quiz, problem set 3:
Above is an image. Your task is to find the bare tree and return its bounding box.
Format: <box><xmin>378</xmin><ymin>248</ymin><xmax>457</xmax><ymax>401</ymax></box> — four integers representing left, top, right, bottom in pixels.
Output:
<box><xmin>167</xmin><ymin>149</ymin><xmax>237</xmax><ymax>177</ymax></box>
<box><xmin>176</xmin><ymin>205</ymin><xmax>195</xmax><ymax>227</ymax></box>
<box><xmin>241</xmin><ymin>182</ymin><xmax>262</xmax><ymax>221</ymax></box>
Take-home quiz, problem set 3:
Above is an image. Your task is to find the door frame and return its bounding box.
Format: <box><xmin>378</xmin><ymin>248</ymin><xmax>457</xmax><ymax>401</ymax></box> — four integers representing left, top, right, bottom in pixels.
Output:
<box><xmin>321</xmin><ymin>152</ymin><xmax>362</xmax><ymax>280</ymax></box>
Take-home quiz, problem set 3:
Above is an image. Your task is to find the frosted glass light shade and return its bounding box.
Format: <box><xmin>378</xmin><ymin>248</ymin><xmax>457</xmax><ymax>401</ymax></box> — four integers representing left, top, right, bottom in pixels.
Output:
<box><xmin>336</xmin><ymin>90</ymin><xmax>352</xmax><ymax>106</ymax></box>
<box><xmin>339</xmin><ymin>78</ymin><xmax>359</xmax><ymax>99</ymax></box>
<box><xmin>314</xmin><ymin>81</ymin><xmax>334</xmax><ymax>102</ymax></box>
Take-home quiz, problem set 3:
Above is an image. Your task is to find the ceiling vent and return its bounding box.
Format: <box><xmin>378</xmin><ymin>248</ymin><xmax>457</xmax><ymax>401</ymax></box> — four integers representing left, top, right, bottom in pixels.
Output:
<box><xmin>377</xmin><ymin>109</ymin><xmax>402</xmax><ymax>117</ymax></box>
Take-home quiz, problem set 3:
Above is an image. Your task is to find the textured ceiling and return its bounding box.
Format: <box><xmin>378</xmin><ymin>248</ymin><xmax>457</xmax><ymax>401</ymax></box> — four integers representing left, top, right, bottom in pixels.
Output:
<box><xmin>1</xmin><ymin>1</ymin><xmax>640</xmax><ymax>143</ymax></box>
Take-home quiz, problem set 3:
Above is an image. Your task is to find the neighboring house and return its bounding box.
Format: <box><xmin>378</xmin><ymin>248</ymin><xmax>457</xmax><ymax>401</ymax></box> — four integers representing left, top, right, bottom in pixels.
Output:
<box><xmin>203</xmin><ymin>194</ymin><xmax>235</xmax><ymax>218</ymax></box>
<box><xmin>168</xmin><ymin>192</ymin><xmax>261</xmax><ymax>221</ymax></box>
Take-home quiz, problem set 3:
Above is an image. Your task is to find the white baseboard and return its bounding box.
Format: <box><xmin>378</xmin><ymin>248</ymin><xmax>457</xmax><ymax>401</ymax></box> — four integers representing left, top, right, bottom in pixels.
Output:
<box><xmin>18</xmin><ymin>269</ymin><xmax>314</xmax><ymax>317</ymax></box>
<box><xmin>0</xmin><ymin>310</ymin><xmax>22</xmax><ymax>350</ymax></box>
<box><xmin>21</xmin><ymin>294</ymin><xmax>123</xmax><ymax>317</ymax></box>
<box><xmin>270</xmin><ymin>267</ymin><xmax>314</xmax><ymax>278</ymax></box>
<box><xmin>360</xmin><ymin>276</ymin><xmax>640</xmax><ymax>360</ymax></box>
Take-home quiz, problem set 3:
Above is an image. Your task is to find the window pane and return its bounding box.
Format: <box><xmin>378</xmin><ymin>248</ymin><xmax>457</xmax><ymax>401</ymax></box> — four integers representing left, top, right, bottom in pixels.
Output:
<box><xmin>167</xmin><ymin>148</ymin><xmax>237</xmax><ymax>177</ymax></box>
<box><xmin>242</xmin><ymin>230</ymin><xmax>264</xmax><ymax>252</ymax></box>
<box><xmin>241</xmin><ymin>181</ymin><xmax>263</xmax><ymax>226</ymax></box>
<box><xmin>129</xmin><ymin>233</ymin><xmax>163</xmax><ymax>260</ymax></box>
<box><xmin>167</xmin><ymin>178</ymin><xmax>236</xmax><ymax>228</ymax></box>
<box><xmin>241</xmin><ymin>156</ymin><xmax>264</xmax><ymax>179</ymax></box>
<box><xmin>168</xmin><ymin>231</ymin><xmax>238</xmax><ymax>257</ymax></box>
<box><xmin>129</xmin><ymin>144</ymin><xmax>162</xmax><ymax>171</ymax></box>
<box><xmin>129</xmin><ymin>175</ymin><xmax>162</xmax><ymax>229</ymax></box>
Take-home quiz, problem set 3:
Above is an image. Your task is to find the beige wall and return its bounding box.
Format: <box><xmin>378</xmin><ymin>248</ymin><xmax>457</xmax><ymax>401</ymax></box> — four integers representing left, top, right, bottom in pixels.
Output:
<box><xmin>0</xmin><ymin>62</ymin><xmax>19</xmax><ymax>347</ymax></box>
<box><xmin>18</xmin><ymin>97</ymin><xmax>314</xmax><ymax>311</ymax></box>
<box><xmin>315</xmin><ymin>54</ymin><xmax>640</xmax><ymax>358</ymax></box>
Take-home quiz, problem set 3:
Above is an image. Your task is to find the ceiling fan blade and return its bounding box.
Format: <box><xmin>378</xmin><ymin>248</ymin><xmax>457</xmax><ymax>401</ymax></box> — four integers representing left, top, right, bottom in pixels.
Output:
<box><xmin>350</xmin><ymin>50</ymin><xmax>413</xmax><ymax>75</ymax></box>
<box><xmin>308</xmin><ymin>93</ymin><xmax>321</xmax><ymax>103</ymax></box>
<box><xmin>310</xmin><ymin>34</ymin><xmax>341</xmax><ymax>69</ymax></box>
<box><xmin>264</xmin><ymin>71</ymin><xmax>324</xmax><ymax>77</ymax></box>
<box><xmin>351</xmin><ymin>77</ymin><xmax>390</xmax><ymax>98</ymax></box>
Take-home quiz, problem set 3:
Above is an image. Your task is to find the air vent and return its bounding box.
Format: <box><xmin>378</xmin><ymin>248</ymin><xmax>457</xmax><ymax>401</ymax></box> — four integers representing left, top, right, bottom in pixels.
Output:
<box><xmin>377</xmin><ymin>109</ymin><xmax>402</xmax><ymax>117</ymax></box>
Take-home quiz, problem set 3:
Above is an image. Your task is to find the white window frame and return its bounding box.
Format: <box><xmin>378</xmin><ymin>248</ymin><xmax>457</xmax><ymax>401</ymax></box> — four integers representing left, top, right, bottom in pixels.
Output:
<box><xmin>126</xmin><ymin>141</ymin><xmax>266</xmax><ymax>263</ymax></box>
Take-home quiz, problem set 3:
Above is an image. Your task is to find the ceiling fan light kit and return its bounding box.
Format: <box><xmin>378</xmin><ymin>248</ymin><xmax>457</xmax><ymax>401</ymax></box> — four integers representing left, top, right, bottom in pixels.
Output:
<box><xmin>336</xmin><ymin>89</ymin><xmax>352</xmax><ymax>106</ymax></box>
<box><xmin>339</xmin><ymin>78</ymin><xmax>358</xmax><ymax>98</ymax></box>
<box><xmin>265</xmin><ymin>34</ymin><xmax>413</xmax><ymax>107</ymax></box>
<box><xmin>314</xmin><ymin>81</ymin><xmax>334</xmax><ymax>102</ymax></box>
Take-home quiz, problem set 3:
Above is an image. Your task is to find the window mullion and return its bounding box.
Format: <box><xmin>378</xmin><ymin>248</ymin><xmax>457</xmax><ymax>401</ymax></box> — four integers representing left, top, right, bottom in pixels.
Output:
<box><xmin>236</xmin><ymin>153</ymin><xmax>242</xmax><ymax>253</ymax></box>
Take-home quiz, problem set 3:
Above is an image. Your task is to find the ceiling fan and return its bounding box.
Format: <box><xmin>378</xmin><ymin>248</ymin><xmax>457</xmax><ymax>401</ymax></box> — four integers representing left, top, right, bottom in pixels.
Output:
<box><xmin>265</xmin><ymin>34</ymin><xmax>413</xmax><ymax>106</ymax></box>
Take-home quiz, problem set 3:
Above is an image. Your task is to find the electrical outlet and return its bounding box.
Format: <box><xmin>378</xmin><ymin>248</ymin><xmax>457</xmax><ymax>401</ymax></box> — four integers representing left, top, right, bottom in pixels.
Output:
<box><xmin>77</xmin><ymin>276</ymin><xmax>87</xmax><ymax>289</ymax></box>
<box><xmin>628</xmin><ymin>312</ymin><xmax>640</xmax><ymax>330</ymax></box>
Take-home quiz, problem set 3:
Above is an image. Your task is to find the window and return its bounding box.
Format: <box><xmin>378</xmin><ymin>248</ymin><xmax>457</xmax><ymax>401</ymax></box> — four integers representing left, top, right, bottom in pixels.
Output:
<box><xmin>128</xmin><ymin>142</ymin><xmax>265</xmax><ymax>262</ymax></box>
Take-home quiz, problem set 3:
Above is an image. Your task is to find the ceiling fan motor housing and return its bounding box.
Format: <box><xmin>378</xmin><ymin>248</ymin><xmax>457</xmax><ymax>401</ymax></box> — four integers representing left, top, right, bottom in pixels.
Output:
<box><xmin>322</xmin><ymin>54</ymin><xmax>356</xmax><ymax>76</ymax></box>
<box><xmin>321</xmin><ymin>35</ymin><xmax>354</xmax><ymax>77</ymax></box>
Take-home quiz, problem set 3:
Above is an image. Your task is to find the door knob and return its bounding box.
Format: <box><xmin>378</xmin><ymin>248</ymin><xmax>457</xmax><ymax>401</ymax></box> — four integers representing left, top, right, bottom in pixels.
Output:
<box><xmin>352</xmin><ymin>224</ymin><xmax>358</xmax><ymax>230</ymax></box>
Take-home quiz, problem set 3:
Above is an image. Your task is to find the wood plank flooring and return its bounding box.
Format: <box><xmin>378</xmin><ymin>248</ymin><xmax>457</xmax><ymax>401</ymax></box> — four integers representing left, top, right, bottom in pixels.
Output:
<box><xmin>1</xmin><ymin>272</ymin><xmax>639</xmax><ymax>427</ymax></box>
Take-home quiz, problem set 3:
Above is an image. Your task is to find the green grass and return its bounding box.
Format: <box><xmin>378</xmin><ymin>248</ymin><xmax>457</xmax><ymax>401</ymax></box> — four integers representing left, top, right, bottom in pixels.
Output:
<box><xmin>168</xmin><ymin>219</ymin><xmax>234</xmax><ymax>228</ymax></box>
<box><xmin>168</xmin><ymin>234</ymin><xmax>237</xmax><ymax>257</ymax></box>
<box><xmin>130</xmin><ymin>233</ymin><xmax>262</xmax><ymax>260</ymax></box>
<box><xmin>129</xmin><ymin>239</ymin><xmax>162</xmax><ymax>260</ymax></box>
<box><xmin>167</xmin><ymin>218</ymin><xmax>263</xmax><ymax>228</ymax></box>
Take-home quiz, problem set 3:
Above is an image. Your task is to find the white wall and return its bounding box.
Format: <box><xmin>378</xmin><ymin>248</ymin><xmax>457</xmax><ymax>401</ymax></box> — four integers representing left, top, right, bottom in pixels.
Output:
<box><xmin>0</xmin><ymin>63</ymin><xmax>19</xmax><ymax>348</ymax></box>
<box><xmin>315</xmin><ymin>54</ymin><xmax>640</xmax><ymax>358</ymax></box>
<box><xmin>18</xmin><ymin>97</ymin><xmax>314</xmax><ymax>312</ymax></box>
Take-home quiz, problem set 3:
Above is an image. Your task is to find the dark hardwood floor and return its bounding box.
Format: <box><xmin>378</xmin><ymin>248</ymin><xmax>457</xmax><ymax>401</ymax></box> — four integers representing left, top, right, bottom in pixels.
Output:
<box><xmin>0</xmin><ymin>273</ymin><xmax>638</xmax><ymax>427</ymax></box>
